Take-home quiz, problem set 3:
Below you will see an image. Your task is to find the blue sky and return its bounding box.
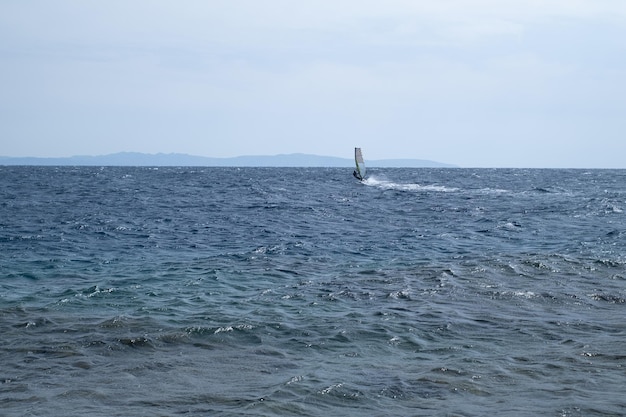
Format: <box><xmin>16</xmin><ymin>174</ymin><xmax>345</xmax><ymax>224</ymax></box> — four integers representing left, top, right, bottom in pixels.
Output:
<box><xmin>1</xmin><ymin>1</ymin><xmax>625</xmax><ymax>167</ymax></box>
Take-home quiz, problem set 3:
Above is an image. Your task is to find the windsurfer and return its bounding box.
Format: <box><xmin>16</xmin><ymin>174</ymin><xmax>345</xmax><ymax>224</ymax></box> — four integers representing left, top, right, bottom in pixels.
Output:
<box><xmin>353</xmin><ymin>147</ymin><xmax>366</xmax><ymax>181</ymax></box>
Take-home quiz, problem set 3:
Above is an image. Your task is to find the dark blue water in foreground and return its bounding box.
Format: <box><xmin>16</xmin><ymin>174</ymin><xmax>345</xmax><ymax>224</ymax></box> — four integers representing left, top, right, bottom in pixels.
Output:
<box><xmin>1</xmin><ymin>166</ymin><xmax>625</xmax><ymax>417</ymax></box>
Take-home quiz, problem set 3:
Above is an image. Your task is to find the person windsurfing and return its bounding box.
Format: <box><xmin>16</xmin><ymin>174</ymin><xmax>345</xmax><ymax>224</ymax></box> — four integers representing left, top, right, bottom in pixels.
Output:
<box><xmin>353</xmin><ymin>147</ymin><xmax>366</xmax><ymax>181</ymax></box>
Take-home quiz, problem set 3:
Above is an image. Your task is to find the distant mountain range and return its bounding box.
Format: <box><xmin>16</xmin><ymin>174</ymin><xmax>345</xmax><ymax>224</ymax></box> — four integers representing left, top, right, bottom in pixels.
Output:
<box><xmin>0</xmin><ymin>152</ymin><xmax>456</xmax><ymax>168</ymax></box>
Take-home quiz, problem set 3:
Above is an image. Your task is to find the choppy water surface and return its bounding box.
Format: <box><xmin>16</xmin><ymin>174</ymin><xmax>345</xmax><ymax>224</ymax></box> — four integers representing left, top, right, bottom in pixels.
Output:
<box><xmin>1</xmin><ymin>167</ymin><xmax>625</xmax><ymax>416</ymax></box>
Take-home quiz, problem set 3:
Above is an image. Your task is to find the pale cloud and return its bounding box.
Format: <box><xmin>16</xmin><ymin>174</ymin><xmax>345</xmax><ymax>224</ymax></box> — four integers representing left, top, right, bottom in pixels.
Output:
<box><xmin>1</xmin><ymin>1</ymin><xmax>625</xmax><ymax>166</ymax></box>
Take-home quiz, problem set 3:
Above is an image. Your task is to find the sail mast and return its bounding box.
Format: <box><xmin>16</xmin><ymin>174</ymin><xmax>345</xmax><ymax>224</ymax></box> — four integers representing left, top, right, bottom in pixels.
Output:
<box><xmin>354</xmin><ymin>147</ymin><xmax>366</xmax><ymax>181</ymax></box>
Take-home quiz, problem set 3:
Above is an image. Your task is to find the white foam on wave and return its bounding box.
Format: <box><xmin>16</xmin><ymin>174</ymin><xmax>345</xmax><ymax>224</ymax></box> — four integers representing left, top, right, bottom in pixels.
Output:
<box><xmin>363</xmin><ymin>176</ymin><xmax>458</xmax><ymax>192</ymax></box>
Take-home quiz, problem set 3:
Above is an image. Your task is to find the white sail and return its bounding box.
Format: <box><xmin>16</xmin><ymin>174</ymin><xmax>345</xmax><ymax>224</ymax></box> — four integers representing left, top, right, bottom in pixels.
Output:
<box><xmin>354</xmin><ymin>147</ymin><xmax>366</xmax><ymax>180</ymax></box>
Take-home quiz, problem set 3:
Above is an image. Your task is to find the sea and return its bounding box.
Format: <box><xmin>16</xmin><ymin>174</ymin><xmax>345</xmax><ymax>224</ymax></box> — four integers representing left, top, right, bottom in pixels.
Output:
<box><xmin>1</xmin><ymin>166</ymin><xmax>625</xmax><ymax>417</ymax></box>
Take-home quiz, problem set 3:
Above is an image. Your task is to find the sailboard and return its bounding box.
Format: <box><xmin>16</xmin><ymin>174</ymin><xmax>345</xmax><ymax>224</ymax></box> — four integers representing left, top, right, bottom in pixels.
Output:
<box><xmin>353</xmin><ymin>147</ymin><xmax>366</xmax><ymax>181</ymax></box>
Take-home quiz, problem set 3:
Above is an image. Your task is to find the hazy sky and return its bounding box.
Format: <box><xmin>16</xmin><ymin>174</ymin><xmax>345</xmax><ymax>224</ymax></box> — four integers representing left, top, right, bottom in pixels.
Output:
<box><xmin>1</xmin><ymin>1</ymin><xmax>625</xmax><ymax>167</ymax></box>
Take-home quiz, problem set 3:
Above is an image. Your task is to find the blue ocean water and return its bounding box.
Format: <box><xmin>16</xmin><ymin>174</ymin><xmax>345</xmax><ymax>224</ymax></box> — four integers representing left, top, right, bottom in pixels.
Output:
<box><xmin>1</xmin><ymin>166</ymin><xmax>625</xmax><ymax>417</ymax></box>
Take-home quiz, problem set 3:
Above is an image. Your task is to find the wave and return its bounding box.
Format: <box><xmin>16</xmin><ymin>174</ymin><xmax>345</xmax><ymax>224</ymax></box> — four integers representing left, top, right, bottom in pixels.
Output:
<box><xmin>363</xmin><ymin>176</ymin><xmax>458</xmax><ymax>192</ymax></box>
<box><xmin>362</xmin><ymin>176</ymin><xmax>509</xmax><ymax>194</ymax></box>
